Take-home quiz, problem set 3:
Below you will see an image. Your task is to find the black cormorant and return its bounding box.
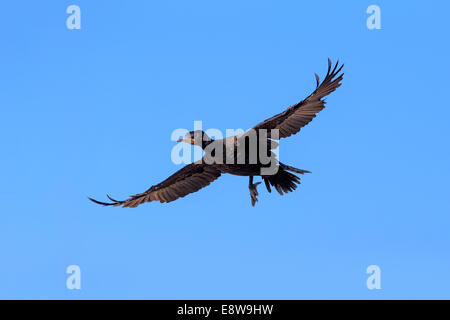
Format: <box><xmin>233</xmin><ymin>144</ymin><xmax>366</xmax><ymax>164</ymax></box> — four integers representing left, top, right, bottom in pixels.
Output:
<box><xmin>89</xmin><ymin>59</ymin><xmax>344</xmax><ymax>207</ymax></box>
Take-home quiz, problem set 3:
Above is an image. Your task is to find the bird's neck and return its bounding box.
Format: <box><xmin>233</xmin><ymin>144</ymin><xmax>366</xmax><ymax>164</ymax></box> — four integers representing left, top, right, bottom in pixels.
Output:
<box><xmin>201</xmin><ymin>139</ymin><xmax>214</xmax><ymax>150</ymax></box>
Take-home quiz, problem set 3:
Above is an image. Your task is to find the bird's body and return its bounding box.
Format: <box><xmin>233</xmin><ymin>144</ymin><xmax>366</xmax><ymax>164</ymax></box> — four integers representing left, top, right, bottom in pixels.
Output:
<box><xmin>89</xmin><ymin>59</ymin><xmax>344</xmax><ymax>207</ymax></box>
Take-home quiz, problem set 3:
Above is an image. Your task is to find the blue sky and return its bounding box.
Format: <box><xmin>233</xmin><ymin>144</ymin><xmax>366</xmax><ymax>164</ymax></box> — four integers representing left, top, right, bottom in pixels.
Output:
<box><xmin>1</xmin><ymin>1</ymin><xmax>449</xmax><ymax>299</ymax></box>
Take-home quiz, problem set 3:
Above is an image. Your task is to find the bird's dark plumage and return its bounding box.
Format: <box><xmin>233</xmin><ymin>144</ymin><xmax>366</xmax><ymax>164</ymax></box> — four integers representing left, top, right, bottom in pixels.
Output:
<box><xmin>89</xmin><ymin>59</ymin><xmax>344</xmax><ymax>207</ymax></box>
<box><xmin>253</xmin><ymin>59</ymin><xmax>343</xmax><ymax>138</ymax></box>
<box><xmin>89</xmin><ymin>162</ymin><xmax>221</xmax><ymax>207</ymax></box>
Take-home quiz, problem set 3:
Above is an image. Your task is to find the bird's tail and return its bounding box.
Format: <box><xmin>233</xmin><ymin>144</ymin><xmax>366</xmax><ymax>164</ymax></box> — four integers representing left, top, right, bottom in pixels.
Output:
<box><xmin>263</xmin><ymin>163</ymin><xmax>310</xmax><ymax>195</ymax></box>
<box><xmin>279</xmin><ymin>163</ymin><xmax>311</xmax><ymax>175</ymax></box>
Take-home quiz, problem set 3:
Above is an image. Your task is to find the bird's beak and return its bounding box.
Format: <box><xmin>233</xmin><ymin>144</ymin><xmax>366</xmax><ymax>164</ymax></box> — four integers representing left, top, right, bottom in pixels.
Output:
<box><xmin>176</xmin><ymin>138</ymin><xmax>195</xmax><ymax>144</ymax></box>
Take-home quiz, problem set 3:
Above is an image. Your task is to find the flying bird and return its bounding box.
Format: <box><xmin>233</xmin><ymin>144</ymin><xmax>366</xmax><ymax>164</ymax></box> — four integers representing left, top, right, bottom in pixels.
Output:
<box><xmin>89</xmin><ymin>59</ymin><xmax>344</xmax><ymax>207</ymax></box>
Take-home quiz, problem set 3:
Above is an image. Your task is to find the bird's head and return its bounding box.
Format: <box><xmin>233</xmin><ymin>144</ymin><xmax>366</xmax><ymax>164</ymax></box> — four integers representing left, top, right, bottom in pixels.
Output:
<box><xmin>177</xmin><ymin>130</ymin><xmax>212</xmax><ymax>148</ymax></box>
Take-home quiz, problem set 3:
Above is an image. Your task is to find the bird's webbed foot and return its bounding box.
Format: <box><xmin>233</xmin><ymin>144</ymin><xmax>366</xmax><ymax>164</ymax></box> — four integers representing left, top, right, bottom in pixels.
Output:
<box><xmin>249</xmin><ymin>176</ymin><xmax>261</xmax><ymax>207</ymax></box>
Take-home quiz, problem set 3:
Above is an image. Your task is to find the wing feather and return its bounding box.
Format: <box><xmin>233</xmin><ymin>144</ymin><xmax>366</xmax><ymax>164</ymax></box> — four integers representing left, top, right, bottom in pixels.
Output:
<box><xmin>253</xmin><ymin>59</ymin><xmax>344</xmax><ymax>139</ymax></box>
<box><xmin>89</xmin><ymin>162</ymin><xmax>221</xmax><ymax>208</ymax></box>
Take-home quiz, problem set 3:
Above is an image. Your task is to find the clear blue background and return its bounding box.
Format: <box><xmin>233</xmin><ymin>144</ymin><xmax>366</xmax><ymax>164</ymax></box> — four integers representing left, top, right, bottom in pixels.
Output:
<box><xmin>1</xmin><ymin>1</ymin><xmax>449</xmax><ymax>299</ymax></box>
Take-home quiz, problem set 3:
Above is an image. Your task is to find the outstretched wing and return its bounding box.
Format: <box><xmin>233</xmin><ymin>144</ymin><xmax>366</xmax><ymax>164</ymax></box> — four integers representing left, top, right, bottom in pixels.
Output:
<box><xmin>253</xmin><ymin>59</ymin><xmax>344</xmax><ymax>139</ymax></box>
<box><xmin>89</xmin><ymin>162</ymin><xmax>221</xmax><ymax>208</ymax></box>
